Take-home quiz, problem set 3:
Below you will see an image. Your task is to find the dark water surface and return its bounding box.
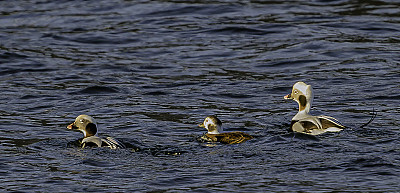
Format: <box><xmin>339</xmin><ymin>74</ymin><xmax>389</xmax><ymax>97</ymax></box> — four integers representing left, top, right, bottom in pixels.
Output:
<box><xmin>1</xmin><ymin>0</ymin><xmax>399</xmax><ymax>192</ymax></box>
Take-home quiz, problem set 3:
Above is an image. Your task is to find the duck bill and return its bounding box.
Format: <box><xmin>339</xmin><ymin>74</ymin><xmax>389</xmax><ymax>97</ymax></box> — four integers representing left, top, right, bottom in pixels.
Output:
<box><xmin>284</xmin><ymin>93</ymin><xmax>292</xmax><ymax>100</ymax></box>
<box><xmin>67</xmin><ymin>123</ymin><xmax>77</xmax><ymax>130</ymax></box>
<box><xmin>198</xmin><ymin>123</ymin><xmax>205</xmax><ymax>128</ymax></box>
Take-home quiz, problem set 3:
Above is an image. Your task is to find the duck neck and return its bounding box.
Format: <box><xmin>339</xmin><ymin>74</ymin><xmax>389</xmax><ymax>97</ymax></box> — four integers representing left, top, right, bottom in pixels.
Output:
<box><xmin>293</xmin><ymin>92</ymin><xmax>313</xmax><ymax>120</ymax></box>
<box><xmin>293</xmin><ymin>100</ymin><xmax>312</xmax><ymax>120</ymax></box>
<box><xmin>81</xmin><ymin>130</ymin><xmax>88</xmax><ymax>138</ymax></box>
<box><xmin>293</xmin><ymin>109</ymin><xmax>310</xmax><ymax>120</ymax></box>
<box><xmin>299</xmin><ymin>102</ymin><xmax>311</xmax><ymax>114</ymax></box>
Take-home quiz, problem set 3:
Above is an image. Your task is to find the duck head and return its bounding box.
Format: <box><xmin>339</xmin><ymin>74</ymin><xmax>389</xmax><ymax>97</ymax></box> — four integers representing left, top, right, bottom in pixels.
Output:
<box><xmin>199</xmin><ymin>115</ymin><xmax>223</xmax><ymax>134</ymax></box>
<box><xmin>67</xmin><ymin>115</ymin><xmax>98</xmax><ymax>138</ymax></box>
<box><xmin>284</xmin><ymin>82</ymin><xmax>314</xmax><ymax>119</ymax></box>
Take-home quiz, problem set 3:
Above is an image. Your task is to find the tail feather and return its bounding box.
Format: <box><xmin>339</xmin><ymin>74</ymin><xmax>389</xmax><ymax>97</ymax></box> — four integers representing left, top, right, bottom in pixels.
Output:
<box><xmin>359</xmin><ymin>109</ymin><xmax>377</xmax><ymax>129</ymax></box>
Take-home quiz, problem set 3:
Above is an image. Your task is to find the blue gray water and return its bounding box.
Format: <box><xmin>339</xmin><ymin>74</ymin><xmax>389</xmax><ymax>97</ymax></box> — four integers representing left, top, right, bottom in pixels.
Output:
<box><xmin>0</xmin><ymin>0</ymin><xmax>399</xmax><ymax>192</ymax></box>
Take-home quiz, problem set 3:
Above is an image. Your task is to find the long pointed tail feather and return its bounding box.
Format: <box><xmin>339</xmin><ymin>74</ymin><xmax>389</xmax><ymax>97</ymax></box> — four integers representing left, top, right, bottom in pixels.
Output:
<box><xmin>359</xmin><ymin>108</ymin><xmax>377</xmax><ymax>129</ymax></box>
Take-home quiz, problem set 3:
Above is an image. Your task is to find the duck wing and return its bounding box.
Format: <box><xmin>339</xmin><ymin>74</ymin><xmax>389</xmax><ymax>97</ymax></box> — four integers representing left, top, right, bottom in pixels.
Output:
<box><xmin>81</xmin><ymin>136</ymin><xmax>125</xmax><ymax>149</ymax></box>
<box><xmin>292</xmin><ymin>116</ymin><xmax>345</xmax><ymax>135</ymax></box>
<box><xmin>102</xmin><ymin>137</ymin><xmax>126</xmax><ymax>149</ymax></box>
<box><xmin>81</xmin><ymin>136</ymin><xmax>103</xmax><ymax>148</ymax></box>
<box><xmin>317</xmin><ymin>115</ymin><xmax>345</xmax><ymax>131</ymax></box>
<box><xmin>199</xmin><ymin>134</ymin><xmax>217</xmax><ymax>143</ymax></box>
<box><xmin>213</xmin><ymin>132</ymin><xmax>253</xmax><ymax>144</ymax></box>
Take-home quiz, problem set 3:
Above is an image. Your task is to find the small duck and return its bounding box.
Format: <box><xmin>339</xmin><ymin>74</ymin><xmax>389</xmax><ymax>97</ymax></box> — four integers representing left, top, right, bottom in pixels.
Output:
<box><xmin>284</xmin><ymin>82</ymin><xmax>345</xmax><ymax>135</ymax></box>
<box><xmin>67</xmin><ymin>115</ymin><xmax>125</xmax><ymax>149</ymax></box>
<box><xmin>198</xmin><ymin>115</ymin><xmax>253</xmax><ymax>144</ymax></box>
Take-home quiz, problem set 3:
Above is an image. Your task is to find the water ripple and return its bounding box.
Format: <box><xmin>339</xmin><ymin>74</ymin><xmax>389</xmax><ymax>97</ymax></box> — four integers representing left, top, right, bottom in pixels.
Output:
<box><xmin>0</xmin><ymin>0</ymin><xmax>399</xmax><ymax>192</ymax></box>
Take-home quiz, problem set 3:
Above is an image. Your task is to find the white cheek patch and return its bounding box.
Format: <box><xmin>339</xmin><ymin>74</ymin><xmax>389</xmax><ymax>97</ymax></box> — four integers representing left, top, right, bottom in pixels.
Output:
<box><xmin>87</xmin><ymin>117</ymin><xmax>96</xmax><ymax>125</ymax></box>
<box><xmin>294</xmin><ymin>83</ymin><xmax>308</xmax><ymax>95</ymax></box>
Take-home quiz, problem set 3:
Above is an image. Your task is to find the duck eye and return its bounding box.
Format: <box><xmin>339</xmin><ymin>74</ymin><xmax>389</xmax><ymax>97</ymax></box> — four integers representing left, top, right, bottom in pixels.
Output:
<box><xmin>80</xmin><ymin>119</ymin><xmax>84</xmax><ymax>123</ymax></box>
<box><xmin>294</xmin><ymin>90</ymin><xmax>298</xmax><ymax>94</ymax></box>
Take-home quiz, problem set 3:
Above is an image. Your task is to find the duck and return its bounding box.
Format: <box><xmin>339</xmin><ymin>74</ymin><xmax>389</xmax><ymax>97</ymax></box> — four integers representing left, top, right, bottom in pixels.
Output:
<box><xmin>67</xmin><ymin>114</ymin><xmax>125</xmax><ymax>149</ymax></box>
<box><xmin>284</xmin><ymin>82</ymin><xmax>345</xmax><ymax>135</ymax></box>
<box><xmin>198</xmin><ymin>115</ymin><xmax>253</xmax><ymax>144</ymax></box>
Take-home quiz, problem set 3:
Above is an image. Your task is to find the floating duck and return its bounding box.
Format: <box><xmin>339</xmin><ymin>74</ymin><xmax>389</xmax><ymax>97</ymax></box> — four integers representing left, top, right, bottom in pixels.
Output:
<box><xmin>67</xmin><ymin>115</ymin><xmax>125</xmax><ymax>149</ymax></box>
<box><xmin>284</xmin><ymin>82</ymin><xmax>345</xmax><ymax>135</ymax></box>
<box><xmin>198</xmin><ymin>115</ymin><xmax>253</xmax><ymax>144</ymax></box>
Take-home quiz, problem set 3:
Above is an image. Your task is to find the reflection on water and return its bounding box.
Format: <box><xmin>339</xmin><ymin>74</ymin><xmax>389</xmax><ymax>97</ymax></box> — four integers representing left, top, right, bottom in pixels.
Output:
<box><xmin>0</xmin><ymin>0</ymin><xmax>399</xmax><ymax>192</ymax></box>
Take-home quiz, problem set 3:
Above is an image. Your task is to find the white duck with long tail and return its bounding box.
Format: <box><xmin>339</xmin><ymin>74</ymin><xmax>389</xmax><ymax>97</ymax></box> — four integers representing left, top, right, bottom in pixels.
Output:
<box><xmin>284</xmin><ymin>82</ymin><xmax>345</xmax><ymax>135</ymax></box>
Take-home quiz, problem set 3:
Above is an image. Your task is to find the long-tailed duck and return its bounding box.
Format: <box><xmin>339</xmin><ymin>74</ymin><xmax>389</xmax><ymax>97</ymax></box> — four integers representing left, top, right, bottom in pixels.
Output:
<box><xmin>67</xmin><ymin>115</ymin><xmax>125</xmax><ymax>149</ymax></box>
<box><xmin>198</xmin><ymin>115</ymin><xmax>253</xmax><ymax>144</ymax></box>
<box><xmin>284</xmin><ymin>82</ymin><xmax>345</xmax><ymax>135</ymax></box>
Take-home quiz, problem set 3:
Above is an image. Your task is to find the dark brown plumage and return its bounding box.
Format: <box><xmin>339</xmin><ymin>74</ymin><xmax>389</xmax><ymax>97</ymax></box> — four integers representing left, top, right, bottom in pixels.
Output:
<box><xmin>199</xmin><ymin>116</ymin><xmax>253</xmax><ymax>144</ymax></box>
<box><xmin>201</xmin><ymin>131</ymin><xmax>253</xmax><ymax>144</ymax></box>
